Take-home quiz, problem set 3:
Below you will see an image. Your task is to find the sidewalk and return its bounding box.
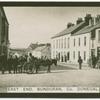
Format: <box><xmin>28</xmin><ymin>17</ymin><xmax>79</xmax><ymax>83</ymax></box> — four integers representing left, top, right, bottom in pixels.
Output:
<box><xmin>57</xmin><ymin>62</ymin><xmax>91</xmax><ymax>70</ymax></box>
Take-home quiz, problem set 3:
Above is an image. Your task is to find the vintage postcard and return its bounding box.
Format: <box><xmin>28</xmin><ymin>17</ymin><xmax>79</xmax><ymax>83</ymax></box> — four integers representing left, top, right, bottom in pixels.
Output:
<box><xmin>0</xmin><ymin>1</ymin><xmax>100</xmax><ymax>98</ymax></box>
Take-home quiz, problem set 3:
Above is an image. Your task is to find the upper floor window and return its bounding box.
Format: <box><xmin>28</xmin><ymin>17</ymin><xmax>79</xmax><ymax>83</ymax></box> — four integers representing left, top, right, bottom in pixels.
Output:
<box><xmin>59</xmin><ymin>39</ymin><xmax>60</xmax><ymax>49</ymax></box>
<box><xmin>61</xmin><ymin>38</ymin><xmax>63</xmax><ymax>48</ymax></box>
<box><xmin>78</xmin><ymin>38</ymin><xmax>80</xmax><ymax>46</ymax></box>
<box><xmin>91</xmin><ymin>30</ymin><xmax>95</xmax><ymax>39</ymax></box>
<box><xmin>64</xmin><ymin>38</ymin><xmax>66</xmax><ymax>48</ymax></box>
<box><xmin>68</xmin><ymin>38</ymin><xmax>70</xmax><ymax>48</ymax></box>
<box><xmin>78</xmin><ymin>51</ymin><xmax>80</xmax><ymax>57</ymax></box>
<box><xmin>84</xmin><ymin>36</ymin><xmax>86</xmax><ymax>46</ymax></box>
<box><xmin>98</xmin><ymin>30</ymin><xmax>100</xmax><ymax>42</ymax></box>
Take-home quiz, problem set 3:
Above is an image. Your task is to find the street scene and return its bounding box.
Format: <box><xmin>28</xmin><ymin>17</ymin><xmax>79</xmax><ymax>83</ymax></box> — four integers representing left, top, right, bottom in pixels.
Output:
<box><xmin>0</xmin><ymin>7</ymin><xmax>100</xmax><ymax>88</ymax></box>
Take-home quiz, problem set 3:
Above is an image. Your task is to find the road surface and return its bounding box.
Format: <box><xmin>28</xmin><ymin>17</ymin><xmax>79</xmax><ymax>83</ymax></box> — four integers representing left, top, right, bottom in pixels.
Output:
<box><xmin>0</xmin><ymin>65</ymin><xmax>100</xmax><ymax>87</ymax></box>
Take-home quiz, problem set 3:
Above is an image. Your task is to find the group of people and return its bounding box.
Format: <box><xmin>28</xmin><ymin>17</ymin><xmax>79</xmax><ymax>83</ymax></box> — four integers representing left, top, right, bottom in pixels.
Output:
<box><xmin>89</xmin><ymin>55</ymin><xmax>100</xmax><ymax>69</ymax></box>
<box><xmin>0</xmin><ymin>53</ymin><xmax>57</xmax><ymax>74</ymax></box>
<box><xmin>78</xmin><ymin>55</ymin><xmax>100</xmax><ymax>70</ymax></box>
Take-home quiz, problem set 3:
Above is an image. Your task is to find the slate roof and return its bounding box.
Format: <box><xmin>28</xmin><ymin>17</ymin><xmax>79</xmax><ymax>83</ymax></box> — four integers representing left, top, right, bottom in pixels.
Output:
<box><xmin>72</xmin><ymin>23</ymin><xmax>100</xmax><ymax>36</ymax></box>
<box><xmin>51</xmin><ymin>21</ymin><xmax>85</xmax><ymax>39</ymax></box>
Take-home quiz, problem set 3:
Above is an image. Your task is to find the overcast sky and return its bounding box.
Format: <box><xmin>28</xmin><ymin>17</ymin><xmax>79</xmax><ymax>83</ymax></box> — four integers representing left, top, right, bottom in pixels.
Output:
<box><xmin>4</xmin><ymin>7</ymin><xmax>100</xmax><ymax>48</ymax></box>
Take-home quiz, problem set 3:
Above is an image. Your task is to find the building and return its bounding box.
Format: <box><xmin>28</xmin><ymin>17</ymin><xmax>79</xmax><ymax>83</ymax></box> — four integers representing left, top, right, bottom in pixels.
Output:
<box><xmin>0</xmin><ymin>7</ymin><xmax>9</xmax><ymax>57</ymax></box>
<box><xmin>9</xmin><ymin>48</ymin><xmax>26</xmax><ymax>57</ymax></box>
<box><xmin>51</xmin><ymin>14</ymin><xmax>100</xmax><ymax>64</ymax></box>
<box><xmin>26</xmin><ymin>43</ymin><xmax>38</xmax><ymax>55</ymax></box>
<box><xmin>31</xmin><ymin>44</ymin><xmax>51</xmax><ymax>59</ymax></box>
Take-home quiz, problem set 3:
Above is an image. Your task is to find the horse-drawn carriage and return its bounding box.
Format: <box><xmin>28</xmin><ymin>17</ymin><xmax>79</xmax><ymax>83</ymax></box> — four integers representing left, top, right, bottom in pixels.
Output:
<box><xmin>6</xmin><ymin>53</ymin><xmax>57</xmax><ymax>74</ymax></box>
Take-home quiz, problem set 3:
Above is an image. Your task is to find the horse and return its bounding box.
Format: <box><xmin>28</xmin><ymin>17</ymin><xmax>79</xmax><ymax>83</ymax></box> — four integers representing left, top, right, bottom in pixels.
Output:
<box><xmin>21</xmin><ymin>56</ymin><xmax>58</xmax><ymax>74</ymax></box>
<box><xmin>34</xmin><ymin>58</ymin><xmax>57</xmax><ymax>73</ymax></box>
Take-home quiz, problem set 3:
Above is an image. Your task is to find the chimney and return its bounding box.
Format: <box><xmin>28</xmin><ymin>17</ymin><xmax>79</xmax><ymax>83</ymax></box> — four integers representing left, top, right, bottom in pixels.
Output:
<box><xmin>96</xmin><ymin>15</ymin><xmax>100</xmax><ymax>24</ymax></box>
<box><xmin>84</xmin><ymin>14</ymin><xmax>92</xmax><ymax>25</ymax></box>
<box><xmin>76</xmin><ymin>18</ymin><xmax>83</xmax><ymax>24</ymax></box>
<box><xmin>67</xmin><ymin>22</ymin><xmax>74</xmax><ymax>28</ymax></box>
<box><xmin>89</xmin><ymin>17</ymin><xmax>94</xmax><ymax>26</ymax></box>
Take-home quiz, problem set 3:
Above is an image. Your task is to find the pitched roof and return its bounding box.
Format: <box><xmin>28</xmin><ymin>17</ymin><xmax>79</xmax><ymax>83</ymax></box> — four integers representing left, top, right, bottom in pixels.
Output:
<box><xmin>72</xmin><ymin>23</ymin><xmax>100</xmax><ymax>36</ymax></box>
<box><xmin>34</xmin><ymin>46</ymin><xmax>46</xmax><ymax>52</ymax></box>
<box><xmin>27</xmin><ymin>43</ymin><xmax>38</xmax><ymax>50</ymax></box>
<box><xmin>51</xmin><ymin>21</ymin><xmax>85</xmax><ymax>39</ymax></box>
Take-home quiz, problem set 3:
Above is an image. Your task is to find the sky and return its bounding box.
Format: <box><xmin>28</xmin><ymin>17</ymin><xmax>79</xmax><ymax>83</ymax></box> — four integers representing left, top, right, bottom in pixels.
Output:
<box><xmin>4</xmin><ymin>7</ymin><xmax>100</xmax><ymax>48</ymax></box>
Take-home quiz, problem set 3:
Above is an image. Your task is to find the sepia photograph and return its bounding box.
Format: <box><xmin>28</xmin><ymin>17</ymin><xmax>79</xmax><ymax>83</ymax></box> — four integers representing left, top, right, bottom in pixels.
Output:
<box><xmin>0</xmin><ymin>1</ymin><xmax>100</xmax><ymax>98</ymax></box>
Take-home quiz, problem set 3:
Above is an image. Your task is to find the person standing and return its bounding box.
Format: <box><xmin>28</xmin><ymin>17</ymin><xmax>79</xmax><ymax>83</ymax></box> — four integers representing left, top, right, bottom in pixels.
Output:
<box><xmin>97</xmin><ymin>56</ymin><xmax>100</xmax><ymax>69</ymax></box>
<box><xmin>13</xmin><ymin>55</ymin><xmax>18</xmax><ymax>74</ymax></box>
<box><xmin>92</xmin><ymin>55</ymin><xmax>97</xmax><ymax>68</ymax></box>
<box><xmin>78</xmin><ymin>56</ymin><xmax>83</xmax><ymax>70</ymax></box>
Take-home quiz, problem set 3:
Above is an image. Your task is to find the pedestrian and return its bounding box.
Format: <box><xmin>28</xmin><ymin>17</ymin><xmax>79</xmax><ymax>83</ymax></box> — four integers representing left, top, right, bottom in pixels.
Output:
<box><xmin>13</xmin><ymin>55</ymin><xmax>18</xmax><ymax>74</ymax></box>
<box><xmin>78</xmin><ymin>56</ymin><xmax>83</xmax><ymax>70</ymax></box>
<box><xmin>92</xmin><ymin>55</ymin><xmax>97</xmax><ymax>68</ymax></box>
<box><xmin>47</xmin><ymin>58</ymin><xmax>52</xmax><ymax>73</ymax></box>
<box><xmin>27</xmin><ymin>53</ymin><xmax>33</xmax><ymax>73</ymax></box>
<box><xmin>97</xmin><ymin>56</ymin><xmax>100</xmax><ymax>69</ymax></box>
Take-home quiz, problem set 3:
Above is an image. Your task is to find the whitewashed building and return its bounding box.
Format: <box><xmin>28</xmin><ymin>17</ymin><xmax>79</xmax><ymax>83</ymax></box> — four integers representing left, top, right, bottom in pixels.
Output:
<box><xmin>51</xmin><ymin>14</ymin><xmax>100</xmax><ymax>64</ymax></box>
<box><xmin>31</xmin><ymin>45</ymin><xmax>51</xmax><ymax>59</ymax></box>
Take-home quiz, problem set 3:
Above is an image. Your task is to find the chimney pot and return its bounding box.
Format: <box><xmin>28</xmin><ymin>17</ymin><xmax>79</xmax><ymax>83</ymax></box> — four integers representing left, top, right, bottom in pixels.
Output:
<box><xmin>84</xmin><ymin>14</ymin><xmax>92</xmax><ymax>25</ymax></box>
<box><xmin>67</xmin><ymin>22</ymin><xmax>74</xmax><ymax>28</ymax></box>
<box><xmin>76</xmin><ymin>17</ymin><xmax>83</xmax><ymax>24</ymax></box>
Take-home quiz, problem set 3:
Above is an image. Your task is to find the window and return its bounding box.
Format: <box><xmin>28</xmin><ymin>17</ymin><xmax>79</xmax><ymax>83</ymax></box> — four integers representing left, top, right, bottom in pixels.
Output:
<box><xmin>61</xmin><ymin>52</ymin><xmax>63</xmax><ymax>62</ymax></box>
<box><xmin>59</xmin><ymin>39</ymin><xmax>60</xmax><ymax>48</ymax></box>
<box><xmin>79</xmin><ymin>38</ymin><xmax>80</xmax><ymax>46</ymax></box>
<box><xmin>56</xmin><ymin>51</ymin><xmax>58</xmax><ymax>59</ymax></box>
<box><xmin>65</xmin><ymin>54</ymin><xmax>67</xmax><ymax>62</ymax></box>
<box><xmin>92</xmin><ymin>40</ymin><xmax>94</xmax><ymax>48</ymax></box>
<box><xmin>98</xmin><ymin>30</ymin><xmax>100</xmax><ymax>42</ymax></box>
<box><xmin>73</xmin><ymin>51</ymin><xmax>75</xmax><ymax>59</ymax></box>
<box><xmin>74</xmin><ymin>38</ymin><xmax>75</xmax><ymax>47</ymax></box>
<box><xmin>61</xmin><ymin>38</ymin><xmax>63</xmax><ymax>48</ymax></box>
<box><xmin>68</xmin><ymin>38</ymin><xmax>70</xmax><ymax>48</ymax></box>
<box><xmin>67</xmin><ymin>52</ymin><xmax>70</xmax><ymax>60</ymax></box>
<box><xmin>58</xmin><ymin>52</ymin><xmax>60</xmax><ymax>61</ymax></box>
<box><xmin>58</xmin><ymin>39</ymin><xmax>59</xmax><ymax>48</ymax></box>
<box><xmin>91</xmin><ymin>30</ymin><xmax>95</xmax><ymax>39</ymax></box>
<box><xmin>64</xmin><ymin>38</ymin><xmax>66</xmax><ymax>48</ymax></box>
<box><xmin>84</xmin><ymin>36</ymin><xmax>86</xmax><ymax>46</ymax></box>
<box><xmin>91</xmin><ymin>49</ymin><xmax>95</xmax><ymax>57</ymax></box>
<box><xmin>84</xmin><ymin>51</ymin><xmax>86</xmax><ymax>61</ymax></box>
<box><xmin>78</xmin><ymin>51</ymin><xmax>80</xmax><ymax>57</ymax></box>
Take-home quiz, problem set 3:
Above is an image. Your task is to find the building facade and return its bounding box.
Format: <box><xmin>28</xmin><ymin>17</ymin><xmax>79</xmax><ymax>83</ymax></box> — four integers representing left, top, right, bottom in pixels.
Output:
<box><xmin>0</xmin><ymin>7</ymin><xmax>9</xmax><ymax>57</ymax></box>
<box><xmin>51</xmin><ymin>14</ymin><xmax>100</xmax><ymax>64</ymax></box>
<box><xmin>31</xmin><ymin>44</ymin><xmax>51</xmax><ymax>59</ymax></box>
